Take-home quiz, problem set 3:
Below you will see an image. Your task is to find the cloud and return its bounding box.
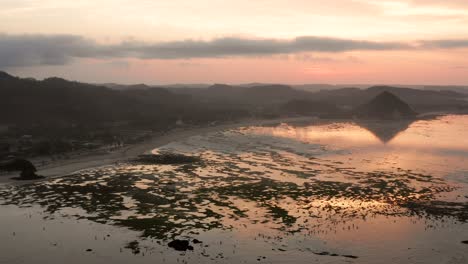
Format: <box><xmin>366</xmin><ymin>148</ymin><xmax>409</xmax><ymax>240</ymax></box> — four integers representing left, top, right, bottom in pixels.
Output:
<box><xmin>121</xmin><ymin>36</ymin><xmax>409</xmax><ymax>59</ymax></box>
<box><xmin>419</xmin><ymin>39</ymin><xmax>468</xmax><ymax>48</ymax></box>
<box><xmin>408</xmin><ymin>0</ymin><xmax>468</xmax><ymax>8</ymax></box>
<box><xmin>0</xmin><ymin>34</ymin><xmax>408</xmax><ymax>68</ymax></box>
<box><xmin>1</xmin><ymin>33</ymin><xmax>468</xmax><ymax>68</ymax></box>
<box><xmin>0</xmin><ymin>34</ymin><xmax>96</xmax><ymax>68</ymax></box>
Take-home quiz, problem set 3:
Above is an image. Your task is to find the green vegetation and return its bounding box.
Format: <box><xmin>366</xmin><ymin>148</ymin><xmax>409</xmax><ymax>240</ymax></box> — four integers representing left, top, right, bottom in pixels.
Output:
<box><xmin>132</xmin><ymin>153</ymin><xmax>201</xmax><ymax>165</ymax></box>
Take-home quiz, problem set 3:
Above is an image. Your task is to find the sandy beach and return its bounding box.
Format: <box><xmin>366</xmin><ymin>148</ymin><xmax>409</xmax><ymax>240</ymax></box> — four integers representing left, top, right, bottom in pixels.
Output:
<box><xmin>0</xmin><ymin>116</ymin><xmax>313</xmax><ymax>185</ymax></box>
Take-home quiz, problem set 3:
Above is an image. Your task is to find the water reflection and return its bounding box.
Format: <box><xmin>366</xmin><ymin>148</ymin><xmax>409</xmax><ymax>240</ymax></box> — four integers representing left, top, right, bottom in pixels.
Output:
<box><xmin>354</xmin><ymin>119</ymin><xmax>414</xmax><ymax>143</ymax></box>
<box><xmin>0</xmin><ymin>115</ymin><xmax>467</xmax><ymax>261</ymax></box>
<box><xmin>246</xmin><ymin>119</ymin><xmax>416</xmax><ymax>146</ymax></box>
<box><xmin>246</xmin><ymin>121</ymin><xmax>382</xmax><ymax>148</ymax></box>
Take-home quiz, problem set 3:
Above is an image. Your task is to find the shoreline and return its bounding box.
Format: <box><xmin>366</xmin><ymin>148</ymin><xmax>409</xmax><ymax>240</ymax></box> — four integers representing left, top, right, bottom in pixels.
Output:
<box><xmin>0</xmin><ymin>116</ymin><xmax>314</xmax><ymax>185</ymax></box>
<box><xmin>2</xmin><ymin>112</ymin><xmax>465</xmax><ymax>186</ymax></box>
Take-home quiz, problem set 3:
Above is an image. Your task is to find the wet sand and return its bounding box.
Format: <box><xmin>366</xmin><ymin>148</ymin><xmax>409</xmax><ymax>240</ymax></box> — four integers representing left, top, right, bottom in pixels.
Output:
<box><xmin>0</xmin><ymin>117</ymin><xmax>313</xmax><ymax>185</ymax></box>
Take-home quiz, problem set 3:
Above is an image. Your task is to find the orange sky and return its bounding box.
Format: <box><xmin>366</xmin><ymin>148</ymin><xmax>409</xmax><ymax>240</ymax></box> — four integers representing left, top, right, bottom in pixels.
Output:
<box><xmin>1</xmin><ymin>0</ymin><xmax>468</xmax><ymax>85</ymax></box>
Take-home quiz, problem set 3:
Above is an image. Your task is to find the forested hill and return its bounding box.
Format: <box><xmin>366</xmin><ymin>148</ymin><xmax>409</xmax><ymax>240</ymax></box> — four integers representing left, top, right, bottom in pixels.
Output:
<box><xmin>0</xmin><ymin>72</ymin><xmax>246</xmax><ymax>127</ymax></box>
<box><xmin>2</xmin><ymin>71</ymin><xmax>467</xmax><ymax>129</ymax></box>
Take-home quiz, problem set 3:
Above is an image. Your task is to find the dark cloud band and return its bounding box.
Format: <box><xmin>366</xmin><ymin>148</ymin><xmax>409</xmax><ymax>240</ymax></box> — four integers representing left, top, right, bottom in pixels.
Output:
<box><xmin>0</xmin><ymin>33</ymin><xmax>467</xmax><ymax>68</ymax></box>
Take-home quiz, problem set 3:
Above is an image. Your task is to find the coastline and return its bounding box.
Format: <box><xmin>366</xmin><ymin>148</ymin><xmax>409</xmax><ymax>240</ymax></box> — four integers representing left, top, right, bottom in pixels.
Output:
<box><xmin>0</xmin><ymin>116</ymin><xmax>314</xmax><ymax>185</ymax></box>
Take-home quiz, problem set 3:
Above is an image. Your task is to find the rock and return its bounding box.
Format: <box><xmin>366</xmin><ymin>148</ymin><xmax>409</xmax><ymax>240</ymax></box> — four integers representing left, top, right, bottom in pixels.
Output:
<box><xmin>0</xmin><ymin>158</ymin><xmax>36</xmax><ymax>172</ymax></box>
<box><xmin>168</xmin><ymin>239</ymin><xmax>194</xmax><ymax>251</ymax></box>
<box><xmin>192</xmin><ymin>239</ymin><xmax>202</xmax><ymax>244</ymax></box>
<box><xmin>314</xmin><ymin>251</ymin><xmax>330</xmax><ymax>256</ymax></box>
<box><xmin>462</xmin><ymin>240</ymin><xmax>468</xmax><ymax>244</ymax></box>
<box><xmin>125</xmin><ymin>240</ymin><xmax>141</xmax><ymax>254</ymax></box>
<box><xmin>1</xmin><ymin>158</ymin><xmax>44</xmax><ymax>180</ymax></box>
<box><xmin>20</xmin><ymin>168</ymin><xmax>40</xmax><ymax>179</ymax></box>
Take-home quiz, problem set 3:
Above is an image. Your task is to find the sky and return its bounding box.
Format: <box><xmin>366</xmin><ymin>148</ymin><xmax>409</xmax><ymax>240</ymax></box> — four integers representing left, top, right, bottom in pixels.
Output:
<box><xmin>1</xmin><ymin>0</ymin><xmax>468</xmax><ymax>85</ymax></box>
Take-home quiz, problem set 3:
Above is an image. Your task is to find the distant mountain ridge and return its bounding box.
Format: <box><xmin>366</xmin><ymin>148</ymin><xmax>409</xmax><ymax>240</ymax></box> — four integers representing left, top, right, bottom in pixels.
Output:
<box><xmin>1</xmin><ymin>71</ymin><xmax>467</xmax><ymax>127</ymax></box>
<box><xmin>0</xmin><ymin>71</ymin><xmax>245</xmax><ymax>127</ymax></box>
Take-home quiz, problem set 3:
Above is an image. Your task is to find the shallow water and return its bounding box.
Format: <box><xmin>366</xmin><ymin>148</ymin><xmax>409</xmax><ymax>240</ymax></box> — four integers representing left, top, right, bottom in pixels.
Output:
<box><xmin>1</xmin><ymin>115</ymin><xmax>467</xmax><ymax>263</ymax></box>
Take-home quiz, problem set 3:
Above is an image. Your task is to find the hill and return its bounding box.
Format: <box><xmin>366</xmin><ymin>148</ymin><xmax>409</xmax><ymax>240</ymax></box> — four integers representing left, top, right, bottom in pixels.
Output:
<box><xmin>170</xmin><ymin>84</ymin><xmax>315</xmax><ymax>106</ymax></box>
<box><xmin>354</xmin><ymin>91</ymin><xmax>417</xmax><ymax>120</ymax></box>
<box><xmin>281</xmin><ymin>99</ymin><xmax>342</xmax><ymax>117</ymax></box>
<box><xmin>0</xmin><ymin>72</ymin><xmax>247</xmax><ymax>128</ymax></box>
<box><xmin>2</xmin><ymin>71</ymin><xmax>467</xmax><ymax>128</ymax></box>
<box><xmin>311</xmin><ymin>85</ymin><xmax>468</xmax><ymax>112</ymax></box>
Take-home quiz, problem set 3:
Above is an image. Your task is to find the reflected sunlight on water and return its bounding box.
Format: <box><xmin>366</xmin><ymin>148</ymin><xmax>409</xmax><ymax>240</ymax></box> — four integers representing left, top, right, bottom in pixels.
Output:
<box><xmin>0</xmin><ymin>115</ymin><xmax>467</xmax><ymax>264</ymax></box>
